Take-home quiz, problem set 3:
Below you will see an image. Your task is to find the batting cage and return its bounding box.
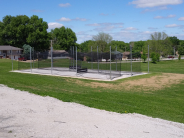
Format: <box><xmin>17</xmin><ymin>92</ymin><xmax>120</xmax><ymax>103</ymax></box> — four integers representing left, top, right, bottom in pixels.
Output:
<box><xmin>17</xmin><ymin>45</ymin><xmax>142</xmax><ymax>80</ymax></box>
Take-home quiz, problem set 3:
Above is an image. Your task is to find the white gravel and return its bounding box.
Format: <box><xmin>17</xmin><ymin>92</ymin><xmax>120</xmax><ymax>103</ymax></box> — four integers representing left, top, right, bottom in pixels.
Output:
<box><xmin>0</xmin><ymin>84</ymin><xmax>184</xmax><ymax>138</ymax></box>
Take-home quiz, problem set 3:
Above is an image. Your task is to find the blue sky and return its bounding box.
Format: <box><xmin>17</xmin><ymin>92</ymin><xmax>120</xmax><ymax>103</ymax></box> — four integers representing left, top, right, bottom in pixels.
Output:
<box><xmin>0</xmin><ymin>0</ymin><xmax>184</xmax><ymax>43</ymax></box>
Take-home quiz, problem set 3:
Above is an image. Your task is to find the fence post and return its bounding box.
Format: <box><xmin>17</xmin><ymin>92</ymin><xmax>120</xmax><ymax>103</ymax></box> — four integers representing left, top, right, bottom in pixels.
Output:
<box><xmin>148</xmin><ymin>45</ymin><xmax>149</xmax><ymax>73</ymax></box>
<box><xmin>110</xmin><ymin>46</ymin><xmax>111</xmax><ymax>80</ymax></box>
<box><xmin>97</xmin><ymin>46</ymin><xmax>99</xmax><ymax>73</ymax></box>
<box><xmin>11</xmin><ymin>47</ymin><xmax>13</xmax><ymax>71</ymax></box>
<box><xmin>130</xmin><ymin>45</ymin><xmax>132</xmax><ymax>76</ymax></box>
<box><xmin>116</xmin><ymin>46</ymin><xmax>117</xmax><ymax>71</ymax></box>
<box><xmin>91</xmin><ymin>46</ymin><xmax>93</xmax><ymax>69</ymax></box>
<box><xmin>76</xmin><ymin>46</ymin><xmax>77</xmax><ymax>73</ymax></box>
<box><xmin>73</xmin><ymin>46</ymin><xmax>74</xmax><ymax>70</ymax></box>
<box><xmin>30</xmin><ymin>47</ymin><xmax>32</xmax><ymax>73</ymax></box>
<box><xmin>51</xmin><ymin>46</ymin><xmax>53</xmax><ymax>75</ymax></box>
<box><xmin>33</xmin><ymin>47</ymin><xmax>34</xmax><ymax>68</ymax></box>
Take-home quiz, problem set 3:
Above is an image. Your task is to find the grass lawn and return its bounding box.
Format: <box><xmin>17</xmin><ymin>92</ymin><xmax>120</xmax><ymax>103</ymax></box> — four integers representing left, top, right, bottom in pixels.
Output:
<box><xmin>0</xmin><ymin>59</ymin><xmax>184</xmax><ymax>123</ymax></box>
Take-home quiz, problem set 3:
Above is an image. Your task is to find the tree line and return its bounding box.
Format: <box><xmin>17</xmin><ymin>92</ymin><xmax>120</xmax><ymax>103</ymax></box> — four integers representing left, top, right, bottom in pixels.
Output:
<box><xmin>0</xmin><ymin>15</ymin><xmax>184</xmax><ymax>60</ymax></box>
<box><xmin>0</xmin><ymin>15</ymin><xmax>77</xmax><ymax>51</ymax></box>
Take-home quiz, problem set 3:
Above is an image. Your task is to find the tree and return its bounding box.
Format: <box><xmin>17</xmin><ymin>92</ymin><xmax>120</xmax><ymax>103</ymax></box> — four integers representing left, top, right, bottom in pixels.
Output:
<box><xmin>169</xmin><ymin>36</ymin><xmax>180</xmax><ymax>55</ymax></box>
<box><xmin>110</xmin><ymin>40</ymin><xmax>127</xmax><ymax>52</ymax></box>
<box><xmin>92</xmin><ymin>32</ymin><xmax>112</xmax><ymax>52</ymax></box>
<box><xmin>150</xmin><ymin>52</ymin><xmax>157</xmax><ymax>63</ymax></box>
<box><xmin>134</xmin><ymin>41</ymin><xmax>145</xmax><ymax>52</ymax></box>
<box><xmin>79</xmin><ymin>40</ymin><xmax>94</xmax><ymax>52</ymax></box>
<box><xmin>0</xmin><ymin>15</ymin><xmax>50</xmax><ymax>51</ymax></box>
<box><xmin>178</xmin><ymin>46</ymin><xmax>184</xmax><ymax>55</ymax></box>
<box><xmin>141</xmin><ymin>52</ymin><xmax>147</xmax><ymax>62</ymax></box>
<box><xmin>147</xmin><ymin>32</ymin><xmax>172</xmax><ymax>56</ymax></box>
<box><xmin>22</xmin><ymin>44</ymin><xmax>34</xmax><ymax>59</ymax></box>
<box><xmin>50</xmin><ymin>26</ymin><xmax>77</xmax><ymax>51</ymax></box>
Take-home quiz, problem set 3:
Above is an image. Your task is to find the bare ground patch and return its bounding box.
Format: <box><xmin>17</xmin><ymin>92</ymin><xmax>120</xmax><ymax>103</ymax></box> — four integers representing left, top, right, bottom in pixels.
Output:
<box><xmin>70</xmin><ymin>73</ymin><xmax>184</xmax><ymax>92</ymax></box>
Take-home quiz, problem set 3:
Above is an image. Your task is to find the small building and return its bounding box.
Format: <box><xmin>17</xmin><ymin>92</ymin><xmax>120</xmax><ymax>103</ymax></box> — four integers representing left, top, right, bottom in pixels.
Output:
<box><xmin>122</xmin><ymin>52</ymin><xmax>130</xmax><ymax>60</ymax></box>
<box><xmin>112</xmin><ymin>51</ymin><xmax>123</xmax><ymax>60</ymax></box>
<box><xmin>0</xmin><ymin>45</ymin><xmax>23</xmax><ymax>60</ymax></box>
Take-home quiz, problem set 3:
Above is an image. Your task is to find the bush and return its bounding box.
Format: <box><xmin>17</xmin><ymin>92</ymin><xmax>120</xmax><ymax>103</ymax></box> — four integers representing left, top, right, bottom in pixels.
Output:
<box><xmin>178</xmin><ymin>55</ymin><xmax>181</xmax><ymax>60</ymax></box>
<box><xmin>141</xmin><ymin>52</ymin><xmax>147</xmax><ymax>62</ymax></box>
<box><xmin>150</xmin><ymin>52</ymin><xmax>157</xmax><ymax>63</ymax></box>
<box><xmin>156</xmin><ymin>53</ymin><xmax>160</xmax><ymax>62</ymax></box>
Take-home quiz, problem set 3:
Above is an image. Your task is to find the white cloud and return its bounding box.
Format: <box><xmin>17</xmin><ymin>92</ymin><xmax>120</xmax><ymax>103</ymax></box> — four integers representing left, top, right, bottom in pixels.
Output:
<box><xmin>31</xmin><ymin>9</ymin><xmax>44</xmax><ymax>12</ymax></box>
<box><xmin>86</xmin><ymin>23</ymin><xmax>124</xmax><ymax>32</ymax></box>
<box><xmin>148</xmin><ymin>27</ymin><xmax>158</xmax><ymax>29</ymax></box>
<box><xmin>73</xmin><ymin>17</ymin><xmax>87</xmax><ymax>21</ymax></box>
<box><xmin>154</xmin><ymin>16</ymin><xmax>164</xmax><ymax>19</ymax></box>
<box><xmin>129</xmin><ymin>0</ymin><xmax>183</xmax><ymax>8</ymax></box>
<box><xmin>178</xmin><ymin>17</ymin><xmax>184</xmax><ymax>20</ymax></box>
<box><xmin>59</xmin><ymin>3</ymin><xmax>71</xmax><ymax>7</ymax></box>
<box><xmin>86</xmin><ymin>23</ymin><xmax>101</xmax><ymax>26</ymax></box>
<box><xmin>48</xmin><ymin>22</ymin><xmax>64</xmax><ymax>29</ymax></box>
<box><xmin>167</xmin><ymin>14</ymin><xmax>176</xmax><ymax>18</ymax></box>
<box><xmin>165</xmin><ymin>24</ymin><xmax>180</xmax><ymax>28</ymax></box>
<box><xmin>99</xmin><ymin>13</ymin><xmax>109</xmax><ymax>16</ymax></box>
<box><xmin>124</xmin><ymin>27</ymin><xmax>138</xmax><ymax>30</ymax></box>
<box><xmin>57</xmin><ymin>17</ymin><xmax>87</xmax><ymax>22</ymax></box>
<box><xmin>57</xmin><ymin>17</ymin><xmax>71</xmax><ymax>22</ymax></box>
<box><xmin>154</xmin><ymin>14</ymin><xmax>176</xmax><ymax>19</ymax></box>
<box><xmin>86</xmin><ymin>23</ymin><xmax>124</xmax><ymax>26</ymax></box>
<box><xmin>183</xmin><ymin>30</ymin><xmax>184</xmax><ymax>32</ymax></box>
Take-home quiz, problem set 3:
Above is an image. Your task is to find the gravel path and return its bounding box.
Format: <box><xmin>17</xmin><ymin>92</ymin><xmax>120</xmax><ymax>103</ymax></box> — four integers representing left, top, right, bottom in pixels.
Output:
<box><xmin>0</xmin><ymin>84</ymin><xmax>184</xmax><ymax>138</ymax></box>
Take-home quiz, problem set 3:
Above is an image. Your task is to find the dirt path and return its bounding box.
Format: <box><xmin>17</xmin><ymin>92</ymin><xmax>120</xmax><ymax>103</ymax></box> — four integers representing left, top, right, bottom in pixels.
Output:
<box><xmin>0</xmin><ymin>84</ymin><xmax>184</xmax><ymax>138</ymax></box>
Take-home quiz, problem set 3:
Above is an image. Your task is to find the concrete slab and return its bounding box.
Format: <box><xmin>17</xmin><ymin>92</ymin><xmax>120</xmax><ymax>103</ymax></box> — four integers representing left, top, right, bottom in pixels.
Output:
<box><xmin>12</xmin><ymin>68</ymin><xmax>147</xmax><ymax>81</ymax></box>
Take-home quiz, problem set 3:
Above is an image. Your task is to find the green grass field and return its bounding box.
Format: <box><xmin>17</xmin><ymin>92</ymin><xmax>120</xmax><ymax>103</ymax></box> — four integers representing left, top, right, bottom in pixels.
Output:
<box><xmin>0</xmin><ymin>59</ymin><xmax>184</xmax><ymax>123</ymax></box>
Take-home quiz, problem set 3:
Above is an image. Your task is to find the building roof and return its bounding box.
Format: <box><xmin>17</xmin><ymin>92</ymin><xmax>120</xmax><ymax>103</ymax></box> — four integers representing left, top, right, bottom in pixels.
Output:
<box><xmin>0</xmin><ymin>46</ymin><xmax>22</xmax><ymax>50</ymax></box>
<box><xmin>123</xmin><ymin>52</ymin><xmax>130</xmax><ymax>56</ymax></box>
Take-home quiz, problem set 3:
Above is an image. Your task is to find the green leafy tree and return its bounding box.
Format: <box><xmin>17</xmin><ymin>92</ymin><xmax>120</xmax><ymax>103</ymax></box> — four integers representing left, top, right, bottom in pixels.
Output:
<box><xmin>0</xmin><ymin>15</ymin><xmax>50</xmax><ymax>51</ymax></box>
<box><xmin>155</xmin><ymin>53</ymin><xmax>160</xmax><ymax>62</ymax></box>
<box><xmin>141</xmin><ymin>52</ymin><xmax>147</xmax><ymax>62</ymax></box>
<box><xmin>50</xmin><ymin>26</ymin><xmax>77</xmax><ymax>51</ymax></box>
<box><xmin>110</xmin><ymin>40</ymin><xmax>127</xmax><ymax>52</ymax></box>
<box><xmin>92</xmin><ymin>32</ymin><xmax>112</xmax><ymax>52</ymax></box>
<box><xmin>178</xmin><ymin>46</ymin><xmax>184</xmax><ymax>55</ymax></box>
<box><xmin>134</xmin><ymin>41</ymin><xmax>145</xmax><ymax>52</ymax></box>
<box><xmin>169</xmin><ymin>36</ymin><xmax>180</xmax><ymax>55</ymax></box>
<box><xmin>150</xmin><ymin>52</ymin><xmax>157</xmax><ymax>63</ymax></box>
<box><xmin>147</xmin><ymin>32</ymin><xmax>172</xmax><ymax>57</ymax></box>
<box><xmin>79</xmin><ymin>40</ymin><xmax>94</xmax><ymax>52</ymax></box>
<box><xmin>22</xmin><ymin>44</ymin><xmax>34</xmax><ymax>59</ymax></box>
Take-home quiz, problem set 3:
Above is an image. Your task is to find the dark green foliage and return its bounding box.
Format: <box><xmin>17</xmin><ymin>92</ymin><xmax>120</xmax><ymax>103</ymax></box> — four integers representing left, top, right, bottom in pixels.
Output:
<box><xmin>156</xmin><ymin>53</ymin><xmax>160</xmax><ymax>62</ymax></box>
<box><xmin>132</xmin><ymin>52</ymin><xmax>141</xmax><ymax>58</ymax></box>
<box><xmin>169</xmin><ymin>36</ymin><xmax>180</xmax><ymax>51</ymax></box>
<box><xmin>22</xmin><ymin>44</ymin><xmax>33</xmax><ymax>59</ymax></box>
<box><xmin>178</xmin><ymin>46</ymin><xmax>184</xmax><ymax>55</ymax></box>
<box><xmin>50</xmin><ymin>26</ymin><xmax>77</xmax><ymax>51</ymax></box>
<box><xmin>134</xmin><ymin>41</ymin><xmax>145</xmax><ymax>52</ymax></box>
<box><xmin>150</xmin><ymin>52</ymin><xmax>157</xmax><ymax>63</ymax></box>
<box><xmin>0</xmin><ymin>15</ymin><xmax>50</xmax><ymax>51</ymax></box>
<box><xmin>141</xmin><ymin>52</ymin><xmax>147</xmax><ymax>62</ymax></box>
<box><xmin>178</xmin><ymin>55</ymin><xmax>181</xmax><ymax>60</ymax></box>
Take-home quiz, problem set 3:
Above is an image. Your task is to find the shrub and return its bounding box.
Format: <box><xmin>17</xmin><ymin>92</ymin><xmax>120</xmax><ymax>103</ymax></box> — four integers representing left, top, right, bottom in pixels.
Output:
<box><xmin>156</xmin><ymin>53</ymin><xmax>160</xmax><ymax>62</ymax></box>
<box><xmin>150</xmin><ymin>52</ymin><xmax>157</xmax><ymax>63</ymax></box>
<box><xmin>178</xmin><ymin>55</ymin><xmax>181</xmax><ymax>60</ymax></box>
<box><xmin>141</xmin><ymin>52</ymin><xmax>147</xmax><ymax>62</ymax></box>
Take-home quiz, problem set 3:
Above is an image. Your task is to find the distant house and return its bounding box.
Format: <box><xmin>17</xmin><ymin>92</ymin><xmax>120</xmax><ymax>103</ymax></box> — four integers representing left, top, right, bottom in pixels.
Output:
<box><xmin>0</xmin><ymin>45</ymin><xmax>23</xmax><ymax>60</ymax></box>
<box><xmin>122</xmin><ymin>52</ymin><xmax>130</xmax><ymax>60</ymax></box>
<box><xmin>112</xmin><ymin>51</ymin><xmax>123</xmax><ymax>60</ymax></box>
<box><xmin>48</xmin><ymin>50</ymin><xmax>69</xmax><ymax>59</ymax></box>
